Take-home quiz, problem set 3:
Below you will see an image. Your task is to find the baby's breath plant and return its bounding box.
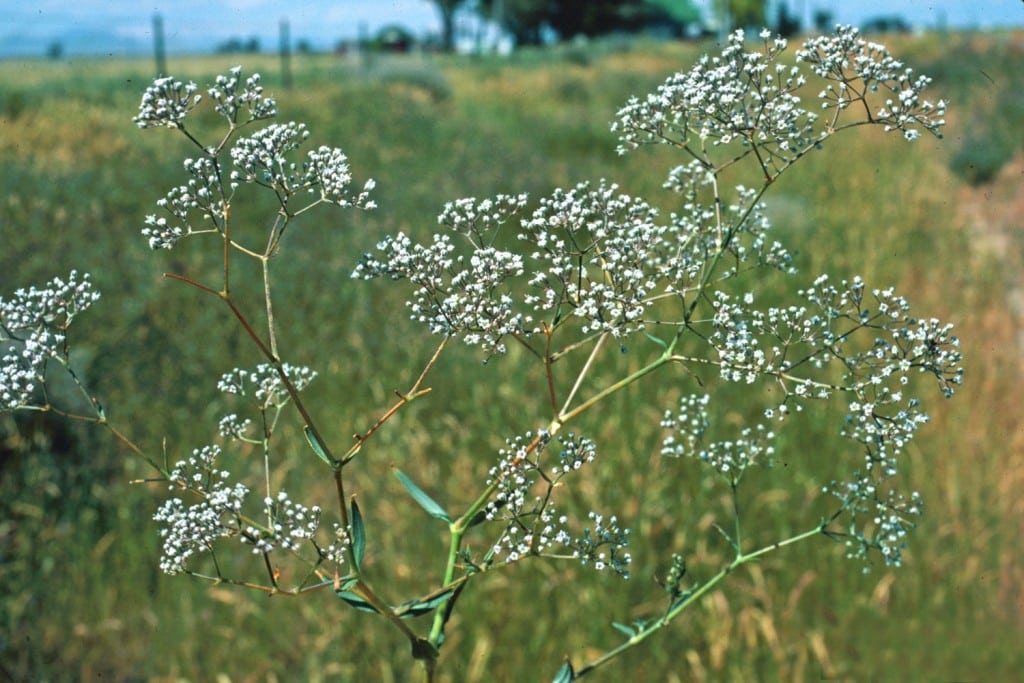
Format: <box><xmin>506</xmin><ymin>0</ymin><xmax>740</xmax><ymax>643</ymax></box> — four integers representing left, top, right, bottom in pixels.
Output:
<box><xmin>0</xmin><ymin>28</ymin><xmax>961</xmax><ymax>681</ymax></box>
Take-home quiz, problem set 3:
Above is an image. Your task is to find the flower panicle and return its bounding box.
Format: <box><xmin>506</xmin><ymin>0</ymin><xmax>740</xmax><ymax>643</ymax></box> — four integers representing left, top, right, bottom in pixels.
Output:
<box><xmin>136</xmin><ymin>68</ymin><xmax>373</xmax><ymax>251</ymax></box>
<box><xmin>1</xmin><ymin>271</ymin><xmax>100</xmax><ymax>411</ymax></box>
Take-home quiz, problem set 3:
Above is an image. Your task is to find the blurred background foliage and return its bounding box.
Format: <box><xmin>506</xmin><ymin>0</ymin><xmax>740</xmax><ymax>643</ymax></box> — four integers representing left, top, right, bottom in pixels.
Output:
<box><xmin>1</xmin><ymin>30</ymin><xmax>1022</xmax><ymax>682</ymax></box>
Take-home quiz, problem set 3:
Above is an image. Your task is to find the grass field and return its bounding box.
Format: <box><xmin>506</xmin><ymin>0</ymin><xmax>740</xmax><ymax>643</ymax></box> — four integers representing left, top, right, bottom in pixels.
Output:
<box><xmin>2</xmin><ymin>30</ymin><xmax>1023</xmax><ymax>682</ymax></box>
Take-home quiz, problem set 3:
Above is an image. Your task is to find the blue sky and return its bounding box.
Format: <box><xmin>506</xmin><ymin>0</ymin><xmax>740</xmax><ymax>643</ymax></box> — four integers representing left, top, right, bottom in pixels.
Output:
<box><xmin>1</xmin><ymin>0</ymin><xmax>1022</xmax><ymax>56</ymax></box>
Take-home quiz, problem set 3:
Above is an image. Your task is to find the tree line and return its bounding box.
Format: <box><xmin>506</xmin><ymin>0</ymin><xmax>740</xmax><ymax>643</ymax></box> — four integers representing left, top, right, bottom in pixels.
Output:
<box><xmin>429</xmin><ymin>0</ymin><xmax>780</xmax><ymax>50</ymax></box>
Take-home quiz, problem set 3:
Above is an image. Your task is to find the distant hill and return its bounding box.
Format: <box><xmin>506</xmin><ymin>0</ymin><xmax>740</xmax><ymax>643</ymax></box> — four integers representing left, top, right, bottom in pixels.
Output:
<box><xmin>0</xmin><ymin>28</ymin><xmax>147</xmax><ymax>58</ymax></box>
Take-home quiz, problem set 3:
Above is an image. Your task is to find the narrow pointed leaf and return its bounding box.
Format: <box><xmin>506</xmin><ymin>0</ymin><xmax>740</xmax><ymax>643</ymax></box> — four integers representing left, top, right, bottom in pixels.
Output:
<box><xmin>436</xmin><ymin>581</ymin><xmax>467</xmax><ymax>647</ymax></box>
<box><xmin>335</xmin><ymin>589</ymin><xmax>380</xmax><ymax>613</ymax></box>
<box><xmin>304</xmin><ymin>426</ymin><xmax>336</xmax><ymax>467</ymax></box>
<box><xmin>612</xmin><ymin>621</ymin><xmax>636</xmax><ymax>638</ymax></box>
<box><xmin>351</xmin><ymin>499</ymin><xmax>366</xmax><ymax>570</ymax></box>
<box><xmin>552</xmin><ymin>660</ymin><xmax>575</xmax><ymax>683</ymax></box>
<box><xmin>393</xmin><ymin>468</ymin><xmax>451</xmax><ymax>522</ymax></box>
<box><xmin>643</xmin><ymin>330</ymin><xmax>669</xmax><ymax>349</ymax></box>
<box><xmin>394</xmin><ymin>587</ymin><xmax>455</xmax><ymax>618</ymax></box>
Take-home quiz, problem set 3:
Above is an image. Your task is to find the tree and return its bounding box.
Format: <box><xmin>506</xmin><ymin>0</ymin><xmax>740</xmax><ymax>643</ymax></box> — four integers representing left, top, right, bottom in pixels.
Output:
<box><xmin>428</xmin><ymin>0</ymin><xmax>469</xmax><ymax>51</ymax></box>
<box><xmin>813</xmin><ymin>9</ymin><xmax>835</xmax><ymax>32</ymax></box>
<box><xmin>546</xmin><ymin>0</ymin><xmax>654</xmax><ymax>39</ymax></box>
<box><xmin>480</xmin><ymin>0</ymin><xmax>549</xmax><ymax>45</ymax></box>
<box><xmin>774</xmin><ymin>1</ymin><xmax>801</xmax><ymax>37</ymax></box>
<box><xmin>481</xmin><ymin>0</ymin><xmax>701</xmax><ymax>44</ymax></box>
<box><xmin>719</xmin><ymin>0</ymin><xmax>765</xmax><ymax>30</ymax></box>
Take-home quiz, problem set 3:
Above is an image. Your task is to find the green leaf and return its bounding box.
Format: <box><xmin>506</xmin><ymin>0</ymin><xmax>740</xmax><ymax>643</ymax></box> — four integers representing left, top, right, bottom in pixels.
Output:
<box><xmin>434</xmin><ymin>581</ymin><xmax>467</xmax><ymax>649</ymax></box>
<box><xmin>351</xmin><ymin>499</ymin><xmax>366</xmax><ymax>570</ymax></box>
<box><xmin>393</xmin><ymin>468</ymin><xmax>451</xmax><ymax>522</ymax></box>
<box><xmin>552</xmin><ymin>660</ymin><xmax>575</xmax><ymax>683</ymax></box>
<box><xmin>394</xmin><ymin>588</ymin><xmax>454</xmax><ymax>618</ymax></box>
<box><xmin>304</xmin><ymin>426</ymin><xmax>336</xmax><ymax>467</ymax></box>
<box><xmin>612</xmin><ymin>621</ymin><xmax>636</xmax><ymax>638</ymax></box>
<box><xmin>335</xmin><ymin>589</ymin><xmax>380</xmax><ymax>614</ymax></box>
<box><xmin>643</xmin><ymin>330</ymin><xmax>669</xmax><ymax>349</ymax></box>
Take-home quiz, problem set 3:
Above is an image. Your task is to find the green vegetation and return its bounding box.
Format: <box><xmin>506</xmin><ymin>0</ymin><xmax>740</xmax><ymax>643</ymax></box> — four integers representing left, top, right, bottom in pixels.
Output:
<box><xmin>2</xmin><ymin>33</ymin><xmax>1023</xmax><ymax>681</ymax></box>
<box><xmin>928</xmin><ymin>34</ymin><xmax>1024</xmax><ymax>184</ymax></box>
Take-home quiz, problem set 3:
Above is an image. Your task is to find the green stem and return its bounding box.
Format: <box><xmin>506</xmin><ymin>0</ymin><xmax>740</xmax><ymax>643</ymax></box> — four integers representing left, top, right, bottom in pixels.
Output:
<box><xmin>426</xmin><ymin>342</ymin><xmax>682</xmax><ymax>650</ymax></box>
<box><xmin>572</xmin><ymin>523</ymin><xmax>827</xmax><ymax>678</ymax></box>
<box><xmin>427</xmin><ymin>521</ymin><xmax>464</xmax><ymax>646</ymax></box>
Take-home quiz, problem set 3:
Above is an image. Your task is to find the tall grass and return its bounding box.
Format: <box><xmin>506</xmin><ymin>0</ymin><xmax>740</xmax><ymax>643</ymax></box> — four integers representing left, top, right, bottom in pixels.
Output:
<box><xmin>2</xmin><ymin>34</ymin><xmax>1022</xmax><ymax>681</ymax></box>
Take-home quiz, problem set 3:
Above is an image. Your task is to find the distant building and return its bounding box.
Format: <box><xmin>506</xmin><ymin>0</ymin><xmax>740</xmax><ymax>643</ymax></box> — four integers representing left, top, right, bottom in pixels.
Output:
<box><xmin>376</xmin><ymin>25</ymin><xmax>415</xmax><ymax>53</ymax></box>
<box><xmin>860</xmin><ymin>16</ymin><xmax>912</xmax><ymax>34</ymax></box>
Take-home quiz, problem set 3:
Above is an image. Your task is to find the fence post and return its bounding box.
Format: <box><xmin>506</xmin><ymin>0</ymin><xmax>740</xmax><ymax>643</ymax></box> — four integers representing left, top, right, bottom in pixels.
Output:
<box><xmin>153</xmin><ymin>14</ymin><xmax>167</xmax><ymax>76</ymax></box>
<box><xmin>280</xmin><ymin>18</ymin><xmax>293</xmax><ymax>89</ymax></box>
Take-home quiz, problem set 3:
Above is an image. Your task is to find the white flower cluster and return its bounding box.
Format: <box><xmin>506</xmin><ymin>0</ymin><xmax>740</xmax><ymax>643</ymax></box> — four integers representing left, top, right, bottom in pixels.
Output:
<box><xmin>483</xmin><ymin>431</ymin><xmax>631</xmax><ymax>578</ymax></box>
<box><xmin>551</xmin><ymin>431</ymin><xmax>597</xmax><ymax>475</ymax></box>
<box><xmin>167</xmin><ymin>444</ymin><xmax>230</xmax><ymax>491</ymax></box>
<box><xmin>717</xmin><ymin>186</ymin><xmax>793</xmax><ymax>273</ymax></box>
<box><xmin>226</xmin><ymin>123</ymin><xmax>373</xmax><ymax>207</ymax></box>
<box><xmin>613</xmin><ymin>28</ymin><xmax>816</xmax><ymax>167</ymax></box>
<box><xmin>303</xmin><ymin>146</ymin><xmax>377</xmax><ymax>208</ymax></box>
<box><xmin>143</xmin><ymin>155</ymin><xmax>225</xmax><ymax>249</ymax></box>
<box><xmin>207</xmin><ymin>66</ymin><xmax>277</xmax><ymax>123</ymax></box>
<box><xmin>519</xmin><ymin>181</ymin><xmax>664</xmax><ymax>338</ymax></box>
<box><xmin>142</xmin><ymin>209</ymin><xmax>184</xmax><ymax>250</ymax></box>
<box><xmin>132</xmin><ymin>76</ymin><xmax>200</xmax><ymax>129</ymax></box>
<box><xmin>357</xmin><ymin>182</ymin><xmax>696</xmax><ymax>354</ymax></box>
<box><xmin>228</xmin><ymin>122</ymin><xmax>376</xmax><ymax>208</ymax></box>
<box><xmin>709</xmin><ymin>290</ymin><xmax>822</xmax><ymax>384</ymax></box>
<box><xmin>153</xmin><ymin>486</ymin><xmax>249</xmax><ymax>574</ymax></box>
<box><xmin>155</xmin><ymin>439</ymin><xmax>348</xmax><ymax>573</ymax></box>
<box><xmin>440</xmin><ymin>193</ymin><xmax>530</xmax><ymax>239</ymax></box>
<box><xmin>705</xmin><ymin>274</ymin><xmax>962</xmax><ymax>408</ymax></box>
<box><xmin>824</xmin><ymin>477</ymin><xmax>924</xmax><ymax>569</ymax></box>
<box><xmin>217</xmin><ymin>413</ymin><xmax>253</xmax><ymax>440</ymax></box>
<box><xmin>844</xmin><ymin>394</ymin><xmax>930</xmax><ymax>478</ymax></box>
<box><xmin>659</xmin><ymin>393</ymin><xmax>710</xmax><ymax>455</ymax></box>
<box><xmin>818</xmin><ymin>282</ymin><xmax>960</xmax><ymax>474</ymax></box>
<box><xmin>661</xmin><ymin>170</ymin><xmax>793</xmax><ymax>291</ymax></box>
<box><xmin>614</xmin><ymin>25</ymin><xmax>945</xmax><ymax>176</ymax></box>
<box><xmin>489</xmin><ymin>505</ymin><xmax>573</xmax><ymax>566</ymax></box>
<box><xmin>353</xmin><ymin>194</ymin><xmax>534</xmax><ymax>355</ymax></box>
<box><xmin>217</xmin><ymin>362</ymin><xmax>318</xmax><ymax>409</ymax></box>
<box><xmin>357</xmin><ymin>143</ymin><xmax>804</xmax><ymax>357</ymax></box>
<box><xmin>691</xmin><ymin>271</ymin><xmax>958</xmax><ymax>566</ymax></box>
<box><xmin>797</xmin><ymin>25</ymin><xmax>946</xmax><ymax>141</ymax></box>
<box><xmin>133</xmin><ymin>66</ymin><xmax>274</xmax><ymax>130</ymax></box>
<box><xmin>242</xmin><ymin>490</ymin><xmax>322</xmax><ymax>555</ymax></box>
<box><xmin>230</xmin><ymin>121</ymin><xmax>311</xmax><ymax>187</ymax></box>
<box><xmin>1</xmin><ymin>271</ymin><xmax>100</xmax><ymax>410</ymax></box>
<box><xmin>661</xmin><ymin>394</ymin><xmax>775</xmax><ymax>477</ymax></box>
<box><xmin>320</xmin><ymin>523</ymin><xmax>351</xmax><ymax>565</ymax></box>
<box><xmin>155</xmin><ymin>444</ymin><xmax>251</xmax><ymax>575</ymax></box>
<box><xmin>569</xmin><ymin>512</ymin><xmax>632</xmax><ymax>578</ymax></box>
<box><xmin>799</xmin><ymin>275</ymin><xmax>963</xmax><ymax>398</ymax></box>
<box><xmin>485</xmin><ymin>432</ymin><xmax>573</xmax><ymax>564</ymax></box>
<box><xmin>485</xmin><ymin>430</ymin><xmax>552</xmax><ymax>522</ymax></box>
<box><xmin>137</xmin><ymin>68</ymin><xmax>374</xmax><ymax>251</ymax></box>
